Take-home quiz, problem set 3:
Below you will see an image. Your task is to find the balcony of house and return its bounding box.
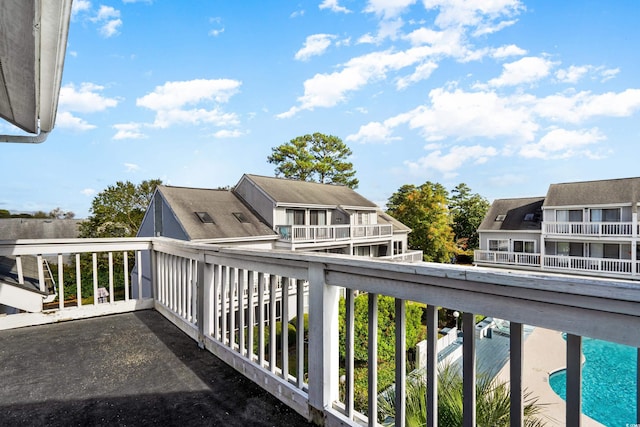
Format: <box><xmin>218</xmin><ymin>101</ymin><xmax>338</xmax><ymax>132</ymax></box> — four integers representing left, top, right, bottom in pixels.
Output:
<box><xmin>380</xmin><ymin>249</ymin><xmax>424</xmax><ymax>263</ymax></box>
<box><xmin>1</xmin><ymin>237</ymin><xmax>639</xmax><ymax>426</ymax></box>
<box><xmin>544</xmin><ymin>221</ymin><xmax>635</xmax><ymax>237</ymax></box>
<box><xmin>474</xmin><ymin>250</ymin><xmax>541</xmax><ymax>267</ymax></box>
<box><xmin>276</xmin><ymin>223</ymin><xmax>393</xmax><ymax>244</ymax></box>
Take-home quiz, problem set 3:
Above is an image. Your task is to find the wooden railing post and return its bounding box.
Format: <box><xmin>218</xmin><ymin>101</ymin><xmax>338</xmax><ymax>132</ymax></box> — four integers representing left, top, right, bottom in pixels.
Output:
<box><xmin>307</xmin><ymin>262</ymin><xmax>339</xmax><ymax>420</ymax></box>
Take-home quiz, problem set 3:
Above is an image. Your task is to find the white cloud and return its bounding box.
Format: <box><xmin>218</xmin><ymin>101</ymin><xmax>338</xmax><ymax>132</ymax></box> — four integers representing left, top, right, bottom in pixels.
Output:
<box><xmin>519</xmin><ymin>128</ymin><xmax>606</xmax><ymax>159</ymax></box>
<box><xmin>137</xmin><ymin>79</ymin><xmax>242</xmax><ymax>129</ymax></box>
<box><xmin>295</xmin><ymin>34</ymin><xmax>336</xmax><ymax>61</ymax></box>
<box><xmin>91</xmin><ymin>5</ymin><xmax>122</xmax><ymax>37</ymax></box>
<box><xmin>556</xmin><ymin>65</ymin><xmax>590</xmax><ymax>84</ymax></box>
<box><xmin>213</xmin><ymin>129</ymin><xmax>244</xmax><ymax>138</ymax></box>
<box><xmin>290</xmin><ymin>9</ymin><xmax>305</xmax><ymax>18</ymax></box>
<box><xmin>600</xmin><ymin>67</ymin><xmax>620</xmax><ymax>82</ymax></box>
<box><xmin>424</xmin><ymin>0</ymin><xmax>524</xmax><ymax>30</ymax></box>
<box><xmin>209</xmin><ymin>27</ymin><xmax>225</xmax><ymax>37</ymax></box>
<box><xmin>113</xmin><ymin>123</ymin><xmax>147</xmax><ymax>140</ymax></box>
<box><xmin>534</xmin><ymin>89</ymin><xmax>640</xmax><ymax>123</ymax></box>
<box><xmin>59</xmin><ymin>83</ymin><xmax>119</xmax><ymax>113</ymax></box>
<box><xmin>491</xmin><ymin>44</ymin><xmax>526</xmax><ymax>58</ymax></box>
<box><xmin>319</xmin><ymin>0</ymin><xmax>351</xmax><ymax>13</ymax></box>
<box><xmin>396</xmin><ymin>61</ymin><xmax>438</xmax><ymax>89</ymax></box>
<box><xmin>56</xmin><ymin>111</ymin><xmax>96</xmax><ymax>131</ymax></box>
<box><xmin>346</xmin><ymin>121</ymin><xmax>401</xmax><ymax>143</ymax></box>
<box><xmin>364</xmin><ymin>0</ymin><xmax>417</xmax><ymax>19</ymax></box>
<box><xmin>486</xmin><ymin>56</ymin><xmax>555</xmax><ymax>87</ymax></box>
<box><xmin>405</xmin><ymin>145</ymin><xmax>499</xmax><ymax>178</ymax></box>
<box><xmin>279</xmin><ymin>47</ymin><xmax>433</xmax><ymax>117</ymax></box>
<box><xmin>71</xmin><ymin>0</ymin><xmax>91</xmax><ymax>18</ymax></box>
<box><xmin>401</xmin><ymin>88</ymin><xmax>538</xmax><ymax>142</ymax></box>
<box><xmin>124</xmin><ymin>163</ymin><xmax>141</xmax><ymax>172</ymax></box>
<box><xmin>81</xmin><ymin>188</ymin><xmax>96</xmax><ymax>197</ymax></box>
<box><xmin>137</xmin><ymin>79</ymin><xmax>240</xmax><ymax>110</ymax></box>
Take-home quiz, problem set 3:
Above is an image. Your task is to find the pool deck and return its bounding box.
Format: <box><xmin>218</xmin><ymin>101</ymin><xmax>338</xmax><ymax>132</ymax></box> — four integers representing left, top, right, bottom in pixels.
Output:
<box><xmin>494</xmin><ymin>327</ymin><xmax>603</xmax><ymax>426</ymax></box>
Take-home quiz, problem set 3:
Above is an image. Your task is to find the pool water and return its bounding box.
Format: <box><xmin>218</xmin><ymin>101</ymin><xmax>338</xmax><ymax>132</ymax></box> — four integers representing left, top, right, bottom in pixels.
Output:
<box><xmin>549</xmin><ymin>337</ymin><xmax>637</xmax><ymax>426</ymax></box>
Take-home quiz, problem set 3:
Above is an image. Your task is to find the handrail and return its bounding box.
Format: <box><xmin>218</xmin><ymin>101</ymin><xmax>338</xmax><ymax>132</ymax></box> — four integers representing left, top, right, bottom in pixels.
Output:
<box><xmin>0</xmin><ymin>238</ymin><xmax>638</xmax><ymax>426</ymax></box>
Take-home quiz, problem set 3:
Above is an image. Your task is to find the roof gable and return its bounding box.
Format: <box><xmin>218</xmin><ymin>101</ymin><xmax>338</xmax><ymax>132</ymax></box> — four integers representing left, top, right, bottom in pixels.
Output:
<box><xmin>479</xmin><ymin>197</ymin><xmax>545</xmax><ymax>231</ymax></box>
<box><xmin>240</xmin><ymin>174</ymin><xmax>378</xmax><ymax>208</ymax></box>
<box><xmin>544</xmin><ymin>177</ymin><xmax>640</xmax><ymax>207</ymax></box>
<box><xmin>157</xmin><ymin>186</ymin><xmax>275</xmax><ymax>241</ymax></box>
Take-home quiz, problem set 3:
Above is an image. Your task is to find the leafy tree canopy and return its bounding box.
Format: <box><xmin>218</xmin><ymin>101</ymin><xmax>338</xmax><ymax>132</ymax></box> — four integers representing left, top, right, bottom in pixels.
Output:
<box><xmin>267</xmin><ymin>132</ymin><xmax>359</xmax><ymax>188</ymax></box>
<box><xmin>449</xmin><ymin>183</ymin><xmax>490</xmax><ymax>250</ymax></box>
<box><xmin>386</xmin><ymin>182</ymin><xmax>455</xmax><ymax>263</ymax></box>
<box><xmin>80</xmin><ymin>179</ymin><xmax>161</xmax><ymax>238</ymax></box>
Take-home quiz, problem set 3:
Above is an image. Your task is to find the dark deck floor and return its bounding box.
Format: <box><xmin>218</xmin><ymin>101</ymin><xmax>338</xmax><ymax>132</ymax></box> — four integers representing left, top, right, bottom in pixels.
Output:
<box><xmin>0</xmin><ymin>310</ymin><xmax>314</xmax><ymax>426</ymax></box>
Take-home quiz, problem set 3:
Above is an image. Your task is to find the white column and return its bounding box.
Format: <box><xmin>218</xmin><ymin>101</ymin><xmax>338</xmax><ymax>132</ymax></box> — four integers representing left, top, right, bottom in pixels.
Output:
<box><xmin>307</xmin><ymin>262</ymin><xmax>340</xmax><ymax>413</ymax></box>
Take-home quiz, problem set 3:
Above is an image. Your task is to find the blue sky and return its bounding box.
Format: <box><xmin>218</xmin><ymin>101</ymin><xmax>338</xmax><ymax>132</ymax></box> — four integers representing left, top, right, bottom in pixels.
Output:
<box><xmin>3</xmin><ymin>0</ymin><xmax>640</xmax><ymax>218</ymax></box>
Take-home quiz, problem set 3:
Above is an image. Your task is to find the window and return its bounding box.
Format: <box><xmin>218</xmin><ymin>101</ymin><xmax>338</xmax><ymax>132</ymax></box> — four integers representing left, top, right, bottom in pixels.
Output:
<box><xmin>590</xmin><ymin>208</ymin><xmax>620</xmax><ymax>222</ymax></box>
<box><xmin>356</xmin><ymin>212</ymin><xmax>371</xmax><ymax>225</ymax></box>
<box><xmin>557</xmin><ymin>242</ymin><xmax>583</xmax><ymax>257</ymax></box>
<box><xmin>309</xmin><ymin>210</ymin><xmax>327</xmax><ymax>226</ymax></box>
<box><xmin>354</xmin><ymin>246</ymin><xmax>371</xmax><ymax>257</ymax></box>
<box><xmin>286</xmin><ymin>209</ymin><xmax>305</xmax><ymax>225</ymax></box>
<box><xmin>523</xmin><ymin>213</ymin><xmax>534</xmax><ymax>221</ymax></box>
<box><xmin>513</xmin><ymin>240</ymin><xmax>535</xmax><ymax>253</ymax></box>
<box><xmin>495</xmin><ymin>214</ymin><xmax>506</xmax><ymax>221</ymax></box>
<box><xmin>195</xmin><ymin>211</ymin><xmax>215</xmax><ymax>224</ymax></box>
<box><xmin>556</xmin><ymin>209</ymin><xmax>582</xmax><ymax>222</ymax></box>
<box><xmin>590</xmin><ymin>243</ymin><xmax>620</xmax><ymax>259</ymax></box>
<box><xmin>393</xmin><ymin>241</ymin><xmax>403</xmax><ymax>255</ymax></box>
<box><xmin>489</xmin><ymin>239</ymin><xmax>508</xmax><ymax>252</ymax></box>
<box><xmin>232</xmin><ymin>212</ymin><xmax>249</xmax><ymax>223</ymax></box>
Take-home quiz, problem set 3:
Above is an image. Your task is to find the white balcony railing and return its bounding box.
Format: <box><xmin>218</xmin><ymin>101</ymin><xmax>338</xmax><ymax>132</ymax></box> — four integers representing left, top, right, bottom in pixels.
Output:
<box><xmin>544</xmin><ymin>255</ymin><xmax>634</xmax><ymax>274</ymax></box>
<box><xmin>1</xmin><ymin>237</ymin><xmax>639</xmax><ymax>426</ymax></box>
<box><xmin>276</xmin><ymin>224</ymin><xmax>393</xmax><ymax>243</ymax></box>
<box><xmin>474</xmin><ymin>250</ymin><xmax>541</xmax><ymax>266</ymax></box>
<box><xmin>380</xmin><ymin>250</ymin><xmax>424</xmax><ymax>263</ymax></box>
<box><xmin>544</xmin><ymin>221</ymin><xmax>634</xmax><ymax>236</ymax></box>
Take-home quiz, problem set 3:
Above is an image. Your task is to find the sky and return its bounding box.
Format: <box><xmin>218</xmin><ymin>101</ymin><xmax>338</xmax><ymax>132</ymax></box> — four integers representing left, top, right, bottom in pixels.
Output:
<box><xmin>2</xmin><ymin>0</ymin><xmax>640</xmax><ymax>218</ymax></box>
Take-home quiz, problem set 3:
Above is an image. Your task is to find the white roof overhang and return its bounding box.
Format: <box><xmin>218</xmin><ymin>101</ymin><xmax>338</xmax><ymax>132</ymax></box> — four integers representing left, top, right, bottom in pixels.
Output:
<box><xmin>0</xmin><ymin>0</ymin><xmax>72</xmax><ymax>143</ymax></box>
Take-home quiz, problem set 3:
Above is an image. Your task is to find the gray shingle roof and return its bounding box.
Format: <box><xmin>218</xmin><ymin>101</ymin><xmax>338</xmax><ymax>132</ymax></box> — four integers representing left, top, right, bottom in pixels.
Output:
<box><xmin>544</xmin><ymin>177</ymin><xmax>640</xmax><ymax>207</ymax></box>
<box><xmin>478</xmin><ymin>197</ymin><xmax>545</xmax><ymax>231</ymax></box>
<box><xmin>157</xmin><ymin>186</ymin><xmax>276</xmax><ymax>241</ymax></box>
<box><xmin>0</xmin><ymin>219</ymin><xmax>81</xmax><ymax>240</ymax></box>
<box><xmin>243</xmin><ymin>174</ymin><xmax>378</xmax><ymax>208</ymax></box>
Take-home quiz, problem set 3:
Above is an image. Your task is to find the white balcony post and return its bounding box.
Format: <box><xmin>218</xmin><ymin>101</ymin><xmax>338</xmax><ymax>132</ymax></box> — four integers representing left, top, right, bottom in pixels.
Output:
<box><xmin>367</xmin><ymin>293</ymin><xmax>378</xmax><ymax>427</ymax></box>
<box><xmin>307</xmin><ymin>262</ymin><xmax>339</xmax><ymax>416</ymax></box>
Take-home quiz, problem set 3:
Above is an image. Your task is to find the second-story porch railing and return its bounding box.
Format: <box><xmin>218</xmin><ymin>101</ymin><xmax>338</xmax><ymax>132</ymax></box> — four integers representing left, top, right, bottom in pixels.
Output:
<box><xmin>473</xmin><ymin>250</ymin><xmax>541</xmax><ymax>266</ymax></box>
<box><xmin>544</xmin><ymin>221</ymin><xmax>634</xmax><ymax>236</ymax></box>
<box><xmin>276</xmin><ymin>224</ymin><xmax>393</xmax><ymax>243</ymax></box>
<box><xmin>1</xmin><ymin>237</ymin><xmax>639</xmax><ymax>426</ymax></box>
<box><xmin>544</xmin><ymin>254</ymin><xmax>634</xmax><ymax>274</ymax></box>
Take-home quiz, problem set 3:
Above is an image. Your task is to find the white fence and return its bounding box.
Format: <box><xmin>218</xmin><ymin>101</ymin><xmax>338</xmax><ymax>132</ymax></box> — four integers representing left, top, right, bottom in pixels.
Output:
<box><xmin>0</xmin><ymin>237</ymin><xmax>639</xmax><ymax>426</ymax></box>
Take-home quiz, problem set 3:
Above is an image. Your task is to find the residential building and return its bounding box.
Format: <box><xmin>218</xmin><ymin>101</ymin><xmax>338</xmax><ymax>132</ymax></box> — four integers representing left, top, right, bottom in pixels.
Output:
<box><xmin>138</xmin><ymin>174</ymin><xmax>419</xmax><ymax>261</ymax></box>
<box><xmin>475</xmin><ymin>177</ymin><xmax>640</xmax><ymax>280</ymax></box>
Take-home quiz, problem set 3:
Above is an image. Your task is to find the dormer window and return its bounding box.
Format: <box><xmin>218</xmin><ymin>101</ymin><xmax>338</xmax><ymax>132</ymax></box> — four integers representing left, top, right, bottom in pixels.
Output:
<box><xmin>195</xmin><ymin>211</ymin><xmax>215</xmax><ymax>224</ymax></box>
<box><xmin>233</xmin><ymin>212</ymin><xmax>249</xmax><ymax>223</ymax></box>
<box><xmin>523</xmin><ymin>213</ymin><xmax>534</xmax><ymax>221</ymax></box>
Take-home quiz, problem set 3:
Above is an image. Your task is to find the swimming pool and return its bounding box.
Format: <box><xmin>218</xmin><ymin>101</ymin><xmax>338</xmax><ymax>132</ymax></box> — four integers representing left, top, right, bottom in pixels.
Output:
<box><xmin>549</xmin><ymin>337</ymin><xmax>637</xmax><ymax>426</ymax></box>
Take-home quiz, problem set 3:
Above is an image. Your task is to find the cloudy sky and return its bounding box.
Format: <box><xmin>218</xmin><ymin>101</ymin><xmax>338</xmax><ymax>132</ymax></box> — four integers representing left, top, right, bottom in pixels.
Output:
<box><xmin>3</xmin><ymin>0</ymin><xmax>640</xmax><ymax>217</ymax></box>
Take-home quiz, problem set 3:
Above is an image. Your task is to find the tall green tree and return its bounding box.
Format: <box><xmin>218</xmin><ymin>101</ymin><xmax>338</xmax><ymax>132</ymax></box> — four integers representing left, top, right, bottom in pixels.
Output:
<box><xmin>449</xmin><ymin>183</ymin><xmax>490</xmax><ymax>250</ymax></box>
<box><xmin>80</xmin><ymin>179</ymin><xmax>161</xmax><ymax>238</ymax></box>
<box><xmin>386</xmin><ymin>183</ymin><xmax>455</xmax><ymax>263</ymax></box>
<box><xmin>267</xmin><ymin>133</ymin><xmax>359</xmax><ymax>188</ymax></box>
